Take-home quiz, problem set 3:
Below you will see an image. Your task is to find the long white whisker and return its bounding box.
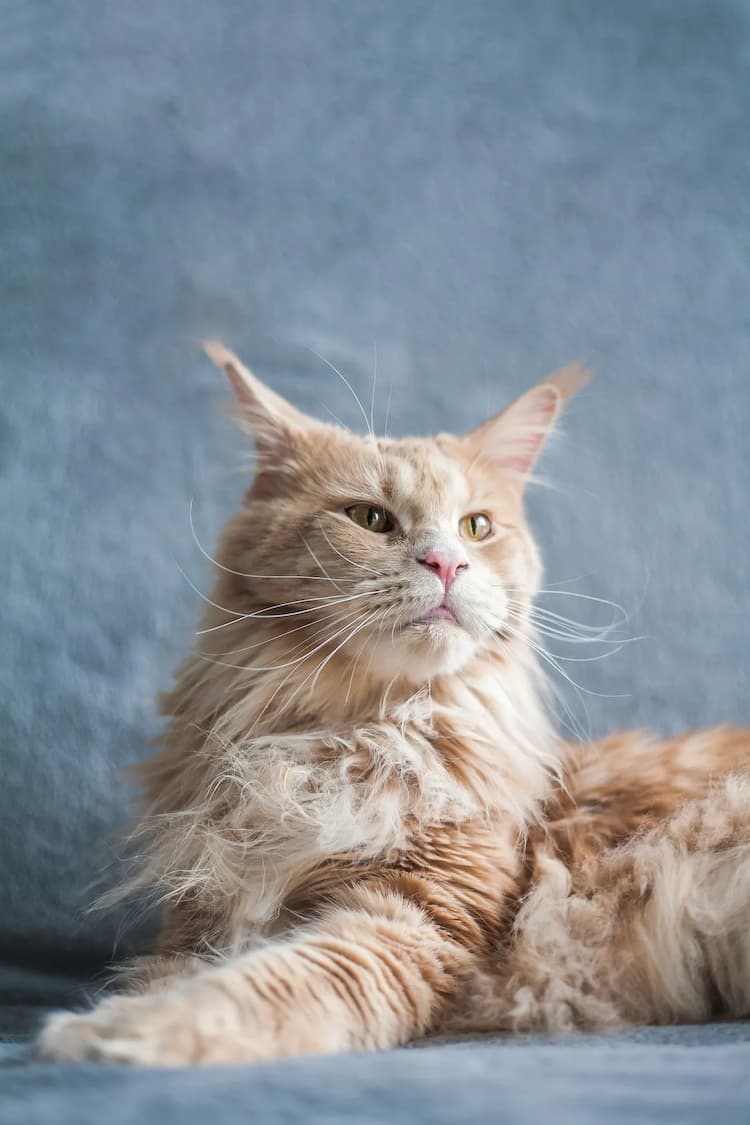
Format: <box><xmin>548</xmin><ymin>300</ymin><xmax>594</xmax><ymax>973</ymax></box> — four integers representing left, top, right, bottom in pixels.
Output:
<box><xmin>300</xmin><ymin>534</ymin><xmax>346</xmax><ymax>593</ymax></box>
<box><xmin>196</xmin><ymin>605</ymin><xmax>369</xmax><ymax>674</ymax></box>
<box><xmin>369</xmin><ymin>338</ymin><xmax>378</xmax><ymax>438</ymax></box>
<box><xmin>308</xmin><ymin>347</ymin><xmax>374</xmax><ymax>439</ymax></box>
<box><xmin>493</xmin><ymin>629</ymin><xmax>589</xmax><ymax>743</ymax></box>
<box><xmin>351</xmin><ymin>610</ymin><xmax>388</xmax><ymax>703</ymax></box>
<box><xmin>523</xmin><ymin>604</ymin><xmax>622</xmax><ymax>634</ymax></box>
<box><xmin>316</xmin><ymin>520</ymin><xmax>382</xmax><ymax>576</ymax></box>
<box><xmin>320</xmin><ymin>403</ymin><xmax>349</xmax><ymax>429</ymax></box>
<box><xmin>199</xmin><ymin>611</ymin><xmax>338</xmax><ymax>658</ymax></box>
<box><xmin>196</xmin><ymin>590</ymin><xmax>385</xmax><ymax>635</ymax></box>
<box><xmin>532</xmin><ymin>626</ymin><xmax>640</xmax><ymax>649</ymax></box>
<box><xmin>175</xmin><ymin>562</ymin><xmax>247</xmax><ymax>620</ymax></box>
<box><xmin>259</xmin><ymin>609</ymin><xmax>373</xmax><ymax>728</ymax></box>
<box><xmin>189</xmin><ymin>496</ymin><xmax>354</xmax><ymax>584</ymax></box>
<box><xmin>308</xmin><ymin>610</ymin><xmax>380</xmax><ymax>693</ymax></box>
<box><xmin>384</xmin><ymin>380</ymin><xmax>393</xmax><ymax>439</ymax></box>
<box><xmin>504</xmin><ymin>619</ymin><xmax>630</xmax><ymax>700</ymax></box>
<box><xmin>536</xmin><ymin>588</ymin><xmax>631</xmax><ymax>621</ymax></box>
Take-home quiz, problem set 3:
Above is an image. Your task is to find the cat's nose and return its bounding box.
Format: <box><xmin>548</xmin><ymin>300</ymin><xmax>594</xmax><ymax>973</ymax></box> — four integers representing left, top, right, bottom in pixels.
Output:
<box><xmin>418</xmin><ymin>548</ymin><xmax>469</xmax><ymax>591</ymax></box>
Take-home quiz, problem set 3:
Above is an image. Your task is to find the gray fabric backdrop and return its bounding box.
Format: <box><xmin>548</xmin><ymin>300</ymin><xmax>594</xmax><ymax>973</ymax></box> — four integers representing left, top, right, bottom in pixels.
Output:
<box><xmin>2</xmin><ymin>0</ymin><xmax>749</xmax><ymax>978</ymax></box>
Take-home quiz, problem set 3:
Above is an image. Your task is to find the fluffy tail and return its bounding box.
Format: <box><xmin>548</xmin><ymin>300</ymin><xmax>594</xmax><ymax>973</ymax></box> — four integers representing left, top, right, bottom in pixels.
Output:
<box><xmin>452</xmin><ymin>727</ymin><xmax>750</xmax><ymax>1034</ymax></box>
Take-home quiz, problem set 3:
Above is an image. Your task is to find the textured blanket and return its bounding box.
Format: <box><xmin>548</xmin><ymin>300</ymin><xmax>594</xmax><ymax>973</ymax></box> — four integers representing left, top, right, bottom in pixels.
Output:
<box><xmin>1</xmin><ymin>0</ymin><xmax>748</xmax><ymax>1119</ymax></box>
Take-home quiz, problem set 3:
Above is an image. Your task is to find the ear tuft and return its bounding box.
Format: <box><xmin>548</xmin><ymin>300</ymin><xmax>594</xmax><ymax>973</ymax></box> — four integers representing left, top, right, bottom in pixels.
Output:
<box><xmin>543</xmin><ymin>361</ymin><xmax>593</xmax><ymax>400</ymax></box>
<box><xmin>203</xmin><ymin>340</ymin><xmax>257</xmax><ymax>405</ymax></box>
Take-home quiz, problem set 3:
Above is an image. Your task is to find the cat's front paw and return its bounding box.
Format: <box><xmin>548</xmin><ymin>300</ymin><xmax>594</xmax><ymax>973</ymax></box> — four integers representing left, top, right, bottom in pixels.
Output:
<box><xmin>35</xmin><ymin>984</ymin><xmax>267</xmax><ymax>1067</ymax></box>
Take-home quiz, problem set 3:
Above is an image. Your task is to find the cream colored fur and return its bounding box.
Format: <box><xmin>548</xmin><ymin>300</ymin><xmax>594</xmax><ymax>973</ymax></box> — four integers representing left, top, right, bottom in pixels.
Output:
<box><xmin>37</xmin><ymin>348</ymin><xmax>750</xmax><ymax>1066</ymax></box>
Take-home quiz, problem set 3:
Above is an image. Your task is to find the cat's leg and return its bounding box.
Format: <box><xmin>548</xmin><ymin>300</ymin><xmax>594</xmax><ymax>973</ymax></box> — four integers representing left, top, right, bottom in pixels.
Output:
<box><xmin>36</xmin><ymin>886</ymin><xmax>468</xmax><ymax>1065</ymax></box>
<box><xmin>463</xmin><ymin>771</ymin><xmax>750</xmax><ymax>1034</ymax></box>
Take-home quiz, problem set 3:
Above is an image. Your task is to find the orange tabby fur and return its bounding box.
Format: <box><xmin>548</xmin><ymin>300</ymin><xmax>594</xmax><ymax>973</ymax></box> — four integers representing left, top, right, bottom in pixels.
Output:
<box><xmin>37</xmin><ymin>347</ymin><xmax>750</xmax><ymax>1065</ymax></box>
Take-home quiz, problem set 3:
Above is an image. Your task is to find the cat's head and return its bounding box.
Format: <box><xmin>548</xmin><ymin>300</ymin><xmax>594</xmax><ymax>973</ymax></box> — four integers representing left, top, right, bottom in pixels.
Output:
<box><xmin>204</xmin><ymin>343</ymin><xmax>589</xmax><ymax>684</ymax></box>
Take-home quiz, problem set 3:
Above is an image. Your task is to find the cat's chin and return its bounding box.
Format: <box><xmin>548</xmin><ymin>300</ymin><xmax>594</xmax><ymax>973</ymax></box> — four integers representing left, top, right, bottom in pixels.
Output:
<box><xmin>365</xmin><ymin>621</ymin><xmax>478</xmax><ymax>683</ymax></box>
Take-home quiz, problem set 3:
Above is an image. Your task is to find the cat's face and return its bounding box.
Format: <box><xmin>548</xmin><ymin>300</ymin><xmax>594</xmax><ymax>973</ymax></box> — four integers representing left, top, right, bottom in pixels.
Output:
<box><xmin>207</xmin><ymin>344</ymin><xmax>589</xmax><ymax>683</ymax></box>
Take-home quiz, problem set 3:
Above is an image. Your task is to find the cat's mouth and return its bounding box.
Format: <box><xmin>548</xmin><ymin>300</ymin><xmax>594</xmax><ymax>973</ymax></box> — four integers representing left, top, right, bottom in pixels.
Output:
<box><xmin>410</xmin><ymin>604</ymin><xmax>458</xmax><ymax>626</ymax></box>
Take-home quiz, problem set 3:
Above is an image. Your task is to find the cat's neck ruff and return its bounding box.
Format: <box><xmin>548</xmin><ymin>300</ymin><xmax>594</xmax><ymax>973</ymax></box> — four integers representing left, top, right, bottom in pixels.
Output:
<box><xmin>130</xmin><ymin>618</ymin><xmax>561</xmax><ymax>936</ymax></box>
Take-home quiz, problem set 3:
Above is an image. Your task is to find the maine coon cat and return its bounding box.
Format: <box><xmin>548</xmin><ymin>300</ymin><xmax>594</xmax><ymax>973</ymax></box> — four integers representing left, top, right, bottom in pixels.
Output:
<box><xmin>38</xmin><ymin>345</ymin><xmax>750</xmax><ymax>1065</ymax></box>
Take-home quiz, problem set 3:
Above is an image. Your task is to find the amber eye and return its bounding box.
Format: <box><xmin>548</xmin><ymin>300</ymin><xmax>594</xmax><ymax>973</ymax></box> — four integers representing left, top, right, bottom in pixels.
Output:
<box><xmin>459</xmin><ymin>513</ymin><xmax>492</xmax><ymax>541</ymax></box>
<box><xmin>346</xmin><ymin>504</ymin><xmax>394</xmax><ymax>533</ymax></box>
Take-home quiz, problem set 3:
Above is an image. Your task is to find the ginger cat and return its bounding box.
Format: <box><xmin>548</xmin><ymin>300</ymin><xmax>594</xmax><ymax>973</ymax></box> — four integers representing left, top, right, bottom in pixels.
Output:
<box><xmin>38</xmin><ymin>346</ymin><xmax>750</xmax><ymax>1065</ymax></box>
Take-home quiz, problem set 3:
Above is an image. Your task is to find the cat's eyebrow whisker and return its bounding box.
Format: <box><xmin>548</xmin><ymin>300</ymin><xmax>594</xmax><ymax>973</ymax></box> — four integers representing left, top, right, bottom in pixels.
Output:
<box><xmin>308</xmin><ymin>348</ymin><xmax>376</xmax><ymax>442</ymax></box>
<box><xmin>369</xmin><ymin>337</ymin><xmax>378</xmax><ymax>440</ymax></box>
<box><xmin>189</xmin><ymin>497</ymin><xmax>357</xmax><ymax>585</ymax></box>
<box><xmin>383</xmin><ymin>379</ymin><xmax>393</xmax><ymax>439</ymax></box>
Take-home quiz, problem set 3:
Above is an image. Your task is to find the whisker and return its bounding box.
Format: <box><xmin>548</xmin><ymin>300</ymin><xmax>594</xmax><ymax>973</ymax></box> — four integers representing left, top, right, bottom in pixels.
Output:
<box><xmin>300</xmin><ymin>534</ymin><xmax>347</xmax><ymax>593</ymax></box>
<box><xmin>353</xmin><ymin>610</ymin><xmax>389</xmax><ymax>701</ymax></box>
<box><xmin>493</xmin><ymin>629</ymin><xmax>589</xmax><ymax>744</ymax></box>
<box><xmin>383</xmin><ymin>377</ymin><xmax>394</xmax><ymax>439</ymax></box>
<box><xmin>523</xmin><ymin>604</ymin><xmax>622</xmax><ymax>634</ymax></box>
<box><xmin>308</xmin><ymin>610</ymin><xmax>380</xmax><ymax>693</ymax></box>
<box><xmin>369</xmin><ymin>337</ymin><xmax>378</xmax><ymax>438</ymax></box>
<box><xmin>189</xmin><ymin>496</ymin><xmax>355</xmax><ymax>584</ymax></box>
<box><xmin>316</xmin><ymin>520</ymin><xmax>382</xmax><ymax>576</ymax></box>
<box><xmin>196</xmin><ymin>605</ymin><xmax>369</xmax><ymax>674</ymax></box>
<box><xmin>320</xmin><ymin>403</ymin><xmax>349</xmax><ymax>429</ymax></box>
<box><xmin>258</xmin><ymin>609</ymin><xmax>373</xmax><ymax>727</ymax></box>
<box><xmin>176</xmin><ymin>562</ymin><xmax>247</xmax><ymax>620</ymax></box>
<box><xmin>308</xmin><ymin>347</ymin><xmax>375</xmax><ymax>440</ymax></box>
<box><xmin>199</xmin><ymin>611</ymin><xmax>337</xmax><ymax>658</ymax></box>
<box><xmin>504</xmin><ymin>619</ymin><xmax>631</xmax><ymax>700</ymax></box>
<box><xmin>196</xmin><ymin>590</ymin><xmax>385</xmax><ymax>635</ymax></box>
<box><xmin>536</xmin><ymin>588</ymin><xmax>631</xmax><ymax>621</ymax></box>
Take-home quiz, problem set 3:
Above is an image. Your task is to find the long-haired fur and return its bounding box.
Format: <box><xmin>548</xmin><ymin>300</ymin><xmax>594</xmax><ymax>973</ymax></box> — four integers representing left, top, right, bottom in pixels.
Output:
<box><xmin>37</xmin><ymin>348</ymin><xmax>750</xmax><ymax>1065</ymax></box>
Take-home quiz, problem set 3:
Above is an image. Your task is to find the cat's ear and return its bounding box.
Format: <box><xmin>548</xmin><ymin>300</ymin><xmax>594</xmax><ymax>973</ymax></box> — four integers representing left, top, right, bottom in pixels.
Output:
<box><xmin>203</xmin><ymin>341</ymin><xmax>313</xmax><ymax>458</ymax></box>
<box><xmin>464</xmin><ymin>362</ymin><xmax>592</xmax><ymax>483</ymax></box>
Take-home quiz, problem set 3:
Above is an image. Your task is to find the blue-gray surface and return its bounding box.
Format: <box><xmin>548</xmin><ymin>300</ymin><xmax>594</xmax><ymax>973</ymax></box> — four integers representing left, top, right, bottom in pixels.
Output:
<box><xmin>1</xmin><ymin>0</ymin><xmax>749</xmax><ymax>1121</ymax></box>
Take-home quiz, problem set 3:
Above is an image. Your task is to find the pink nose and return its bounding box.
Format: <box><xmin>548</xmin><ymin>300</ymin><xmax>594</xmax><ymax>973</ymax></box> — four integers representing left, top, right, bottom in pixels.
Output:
<box><xmin>418</xmin><ymin>549</ymin><xmax>469</xmax><ymax>591</ymax></box>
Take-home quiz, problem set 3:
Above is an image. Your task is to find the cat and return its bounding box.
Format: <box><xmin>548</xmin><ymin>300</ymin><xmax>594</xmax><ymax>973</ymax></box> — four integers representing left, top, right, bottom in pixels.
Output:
<box><xmin>37</xmin><ymin>344</ymin><xmax>750</xmax><ymax>1065</ymax></box>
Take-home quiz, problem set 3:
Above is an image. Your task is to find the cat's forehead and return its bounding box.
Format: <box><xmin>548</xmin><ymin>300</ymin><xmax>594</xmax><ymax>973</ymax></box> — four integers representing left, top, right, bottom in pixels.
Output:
<box><xmin>375</xmin><ymin>436</ymin><xmax>470</xmax><ymax>518</ymax></box>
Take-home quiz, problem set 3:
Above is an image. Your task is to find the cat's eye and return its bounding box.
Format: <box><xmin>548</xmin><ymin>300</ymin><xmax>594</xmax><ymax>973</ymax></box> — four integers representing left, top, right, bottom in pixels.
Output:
<box><xmin>346</xmin><ymin>504</ymin><xmax>394</xmax><ymax>534</ymax></box>
<box><xmin>459</xmin><ymin>513</ymin><xmax>492</xmax><ymax>542</ymax></box>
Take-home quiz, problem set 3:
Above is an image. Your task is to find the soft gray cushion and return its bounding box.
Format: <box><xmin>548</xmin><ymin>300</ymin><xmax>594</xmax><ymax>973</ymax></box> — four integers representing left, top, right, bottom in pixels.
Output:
<box><xmin>2</xmin><ymin>1026</ymin><xmax>750</xmax><ymax>1125</ymax></box>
